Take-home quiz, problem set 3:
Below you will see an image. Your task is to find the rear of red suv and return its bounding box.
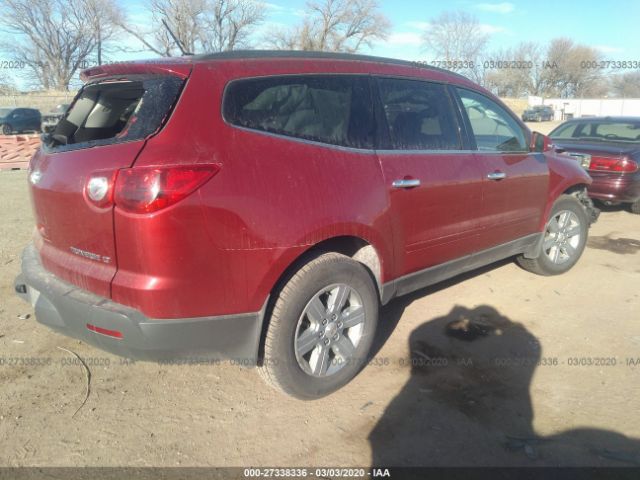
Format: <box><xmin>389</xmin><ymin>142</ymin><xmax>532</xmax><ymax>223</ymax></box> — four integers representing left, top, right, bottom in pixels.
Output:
<box><xmin>16</xmin><ymin>51</ymin><xmax>596</xmax><ymax>399</ymax></box>
<box><xmin>16</xmin><ymin>58</ymin><xmax>266</xmax><ymax>362</ymax></box>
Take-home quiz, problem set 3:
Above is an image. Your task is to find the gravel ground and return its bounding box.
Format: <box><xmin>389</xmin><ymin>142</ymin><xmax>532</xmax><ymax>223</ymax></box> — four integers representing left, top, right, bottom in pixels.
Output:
<box><xmin>0</xmin><ymin>169</ymin><xmax>639</xmax><ymax>470</ymax></box>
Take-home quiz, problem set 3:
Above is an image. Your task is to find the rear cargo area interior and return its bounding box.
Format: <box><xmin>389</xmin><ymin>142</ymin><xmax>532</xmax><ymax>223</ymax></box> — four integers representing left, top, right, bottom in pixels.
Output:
<box><xmin>54</xmin><ymin>81</ymin><xmax>145</xmax><ymax>145</ymax></box>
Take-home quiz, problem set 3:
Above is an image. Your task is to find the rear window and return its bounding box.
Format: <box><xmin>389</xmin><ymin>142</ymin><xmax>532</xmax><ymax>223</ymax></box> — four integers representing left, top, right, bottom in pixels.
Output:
<box><xmin>223</xmin><ymin>75</ymin><xmax>374</xmax><ymax>149</ymax></box>
<box><xmin>44</xmin><ymin>76</ymin><xmax>184</xmax><ymax>152</ymax></box>
<box><xmin>551</xmin><ymin>121</ymin><xmax>640</xmax><ymax>143</ymax></box>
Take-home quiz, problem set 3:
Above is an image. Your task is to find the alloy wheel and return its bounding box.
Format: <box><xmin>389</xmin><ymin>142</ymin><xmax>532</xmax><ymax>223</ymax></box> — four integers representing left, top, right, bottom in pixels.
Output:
<box><xmin>294</xmin><ymin>283</ymin><xmax>366</xmax><ymax>377</ymax></box>
<box><xmin>543</xmin><ymin>210</ymin><xmax>582</xmax><ymax>265</ymax></box>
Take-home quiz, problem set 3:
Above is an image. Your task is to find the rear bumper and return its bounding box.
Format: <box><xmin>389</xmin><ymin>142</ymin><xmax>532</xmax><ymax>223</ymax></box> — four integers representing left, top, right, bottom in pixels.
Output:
<box><xmin>14</xmin><ymin>244</ymin><xmax>266</xmax><ymax>365</ymax></box>
<box><xmin>587</xmin><ymin>171</ymin><xmax>640</xmax><ymax>204</ymax></box>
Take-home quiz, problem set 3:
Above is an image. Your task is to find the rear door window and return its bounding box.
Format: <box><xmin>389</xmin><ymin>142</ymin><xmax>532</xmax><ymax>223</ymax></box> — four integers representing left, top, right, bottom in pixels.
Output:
<box><xmin>375</xmin><ymin>78</ymin><xmax>461</xmax><ymax>150</ymax></box>
<box><xmin>223</xmin><ymin>75</ymin><xmax>374</xmax><ymax>149</ymax></box>
<box><xmin>456</xmin><ymin>88</ymin><xmax>527</xmax><ymax>152</ymax></box>
<box><xmin>44</xmin><ymin>76</ymin><xmax>184</xmax><ymax>152</ymax></box>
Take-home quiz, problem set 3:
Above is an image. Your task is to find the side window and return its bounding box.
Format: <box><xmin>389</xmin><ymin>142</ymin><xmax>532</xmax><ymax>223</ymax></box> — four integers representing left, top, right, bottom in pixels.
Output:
<box><xmin>223</xmin><ymin>75</ymin><xmax>373</xmax><ymax>149</ymax></box>
<box><xmin>457</xmin><ymin>88</ymin><xmax>527</xmax><ymax>153</ymax></box>
<box><xmin>376</xmin><ymin>78</ymin><xmax>461</xmax><ymax>150</ymax></box>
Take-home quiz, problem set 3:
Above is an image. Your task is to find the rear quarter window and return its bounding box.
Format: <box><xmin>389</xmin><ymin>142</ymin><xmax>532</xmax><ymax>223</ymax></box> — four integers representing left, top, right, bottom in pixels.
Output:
<box><xmin>223</xmin><ymin>75</ymin><xmax>374</xmax><ymax>149</ymax></box>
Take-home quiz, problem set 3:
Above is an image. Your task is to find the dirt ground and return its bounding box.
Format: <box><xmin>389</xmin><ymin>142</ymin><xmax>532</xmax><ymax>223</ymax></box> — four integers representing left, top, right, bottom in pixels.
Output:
<box><xmin>0</xmin><ymin>167</ymin><xmax>639</xmax><ymax>470</ymax></box>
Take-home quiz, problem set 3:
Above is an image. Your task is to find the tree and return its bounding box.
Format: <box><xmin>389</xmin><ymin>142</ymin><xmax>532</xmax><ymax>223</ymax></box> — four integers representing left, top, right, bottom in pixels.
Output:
<box><xmin>0</xmin><ymin>0</ymin><xmax>121</xmax><ymax>90</ymax></box>
<box><xmin>0</xmin><ymin>72</ymin><xmax>18</xmax><ymax>94</ymax></box>
<box><xmin>485</xmin><ymin>42</ymin><xmax>545</xmax><ymax>97</ymax></box>
<box><xmin>83</xmin><ymin>0</ymin><xmax>124</xmax><ymax>66</ymax></box>
<box><xmin>485</xmin><ymin>38</ymin><xmax>609</xmax><ymax>98</ymax></box>
<box><xmin>266</xmin><ymin>0</ymin><xmax>390</xmax><ymax>53</ymax></box>
<box><xmin>610</xmin><ymin>71</ymin><xmax>640</xmax><ymax>98</ymax></box>
<box><xmin>421</xmin><ymin>11</ymin><xmax>490</xmax><ymax>84</ymax></box>
<box><xmin>120</xmin><ymin>0</ymin><xmax>266</xmax><ymax>56</ymax></box>
<box><xmin>541</xmin><ymin>38</ymin><xmax>606</xmax><ymax>98</ymax></box>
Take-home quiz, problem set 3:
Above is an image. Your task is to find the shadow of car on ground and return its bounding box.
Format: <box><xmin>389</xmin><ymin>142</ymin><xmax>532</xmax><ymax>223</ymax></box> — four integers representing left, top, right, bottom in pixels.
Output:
<box><xmin>369</xmin><ymin>304</ymin><xmax>640</xmax><ymax>467</ymax></box>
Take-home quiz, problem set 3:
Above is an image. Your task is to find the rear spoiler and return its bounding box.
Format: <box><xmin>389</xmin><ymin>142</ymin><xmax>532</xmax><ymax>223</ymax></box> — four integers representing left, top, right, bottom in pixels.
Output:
<box><xmin>80</xmin><ymin>59</ymin><xmax>193</xmax><ymax>82</ymax></box>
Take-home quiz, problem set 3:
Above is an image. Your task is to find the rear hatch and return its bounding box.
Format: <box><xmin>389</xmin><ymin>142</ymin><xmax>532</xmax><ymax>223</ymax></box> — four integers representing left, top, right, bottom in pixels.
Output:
<box><xmin>28</xmin><ymin>63</ymin><xmax>190</xmax><ymax>298</ymax></box>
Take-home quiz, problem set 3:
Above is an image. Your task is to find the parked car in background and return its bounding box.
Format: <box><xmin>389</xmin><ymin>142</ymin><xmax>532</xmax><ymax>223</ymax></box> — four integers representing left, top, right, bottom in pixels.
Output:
<box><xmin>0</xmin><ymin>107</ymin><xmax>42</xmax><ymax>135</ymax></box>
<box><xmin>550</xmin><ymin>117</ymin><xmax>640</xmax><ymax>214</ymax></box>
<box><xmin>522</xmin><ymin>105</ymin><xmax>554</xmax><ymax>122</ymax></box>
<box><xmin>15</xmin><ymin>51</ymin><xmax>598</xmax><ymax>399</ymax></box>
<box><xmin>41</xmin><ymin>104</ymin><xmax>70</xmax><ymax>134</ymax></box>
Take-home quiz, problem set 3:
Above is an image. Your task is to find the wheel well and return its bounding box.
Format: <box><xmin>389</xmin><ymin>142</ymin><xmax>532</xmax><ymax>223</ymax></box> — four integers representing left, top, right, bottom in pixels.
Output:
<box><xmin>563</xmin><ymin>183</ymin><xmax>589</xmax><ymax>196</ymax></box>
<box><xmin>297</xmin><ymin>236</ymin><xmax>382</xmax><ymax>295</ymax></box>
<box><xmin>256</xmin><ymin>236</ymin><xmax>383</xmax><ymax>366</ymax></box>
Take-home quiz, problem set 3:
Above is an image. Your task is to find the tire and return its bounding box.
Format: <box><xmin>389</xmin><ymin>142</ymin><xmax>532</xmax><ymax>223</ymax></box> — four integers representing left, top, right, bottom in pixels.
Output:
<box><xmin>1</xmin><ymin>124</ymin><xmax>12</xmax><ymax>135</ymax></box>
<box><xmin>517</xmin><ymin>195</ymin><xmax>589</xmax><ymax>276</ymax></box>
<box><xmin>629</xmin><ymin>199</ymin><xmax>640</xmax><ymax>215</ymax></box>
<box><xmin>259</xmin><ymin>252</ymin><xmax>378</xmax><ymax>399</ymax></box>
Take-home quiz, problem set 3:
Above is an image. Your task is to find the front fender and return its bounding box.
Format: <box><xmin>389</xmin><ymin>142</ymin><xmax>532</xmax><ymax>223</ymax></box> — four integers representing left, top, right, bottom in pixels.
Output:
<box><xmin>539</xmin><ymin>152</ymin><xmax>593</xmax><ymax>230</ymax></box>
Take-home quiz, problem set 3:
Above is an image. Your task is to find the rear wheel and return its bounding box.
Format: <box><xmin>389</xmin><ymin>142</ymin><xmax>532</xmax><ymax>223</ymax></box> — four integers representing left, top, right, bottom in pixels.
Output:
<box><xmin>259</xmin><ymin>252</ymin><xmax>378</xmax><ymax>399</ymax></box>
<box><xmin>517</xmin><ymin>195</ymin><xmax>588</xmax><ymax>275</ymax></box>
<box><xmin>629</xmin><ymin>199</ymin><xmax>640</xmax><ymax>215</ymax></box>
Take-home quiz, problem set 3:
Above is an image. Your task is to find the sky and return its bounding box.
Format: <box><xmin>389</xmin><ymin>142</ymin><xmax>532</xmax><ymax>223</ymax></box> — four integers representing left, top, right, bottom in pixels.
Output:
<box><xmin>2</xmin><ymin>0</ymin><xmax>640</xmax><ymax>90</ymax></box>
<box><xmin>119</xmin><ymin>0</ymin><xmax>640</xmax><ymax>61</ymax></box>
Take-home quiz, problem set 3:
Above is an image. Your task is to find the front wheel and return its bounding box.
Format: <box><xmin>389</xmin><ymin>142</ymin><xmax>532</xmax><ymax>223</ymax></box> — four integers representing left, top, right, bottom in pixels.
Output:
<box><xmin>517</xmin><ymin>195</ymin><xmax>588</xmax><ymax>275</ymax></box>
<box><xmin>1</xmin><ymin>124</ymin><xmax>12</xmax><ymax>135</ymax></box>
<box><xmin>259</xmin><ymin>252</ymin><xmax>378</xmax><ymax>399</ymax></box>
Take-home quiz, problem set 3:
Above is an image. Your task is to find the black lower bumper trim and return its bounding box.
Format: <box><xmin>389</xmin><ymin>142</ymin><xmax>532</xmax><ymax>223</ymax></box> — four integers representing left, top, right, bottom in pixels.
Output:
<box><xmin>15</xmin><ymin>244</ymin><xmax>267</xmax><ymax>364</ymax></box>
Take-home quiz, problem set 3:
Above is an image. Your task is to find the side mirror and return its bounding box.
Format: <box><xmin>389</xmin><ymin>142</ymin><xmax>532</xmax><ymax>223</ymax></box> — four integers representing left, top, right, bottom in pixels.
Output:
<box><xmin>530</xmin><ymin>131</ymin><xmax>553</xmax><ymax>153</ymax></box>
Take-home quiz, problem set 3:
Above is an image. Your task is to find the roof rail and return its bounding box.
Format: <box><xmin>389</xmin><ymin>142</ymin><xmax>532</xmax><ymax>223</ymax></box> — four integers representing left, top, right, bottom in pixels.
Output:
<box><xmin>191</xmin><ymin>50</ymin><xmax>470</xmax><ymax>81</ymax></box>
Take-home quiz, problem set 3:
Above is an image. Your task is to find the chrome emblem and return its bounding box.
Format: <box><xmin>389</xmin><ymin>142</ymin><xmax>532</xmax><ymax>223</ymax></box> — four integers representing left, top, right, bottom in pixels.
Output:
<box><xmin>29</xmin><ymin>170</ymin><xmax>42</xmax><ymax>185</ymax></box>
<box><xmin>70</xmin><ymin>246</ymin><xmax>111</xmax><ymax>264</ymax></box>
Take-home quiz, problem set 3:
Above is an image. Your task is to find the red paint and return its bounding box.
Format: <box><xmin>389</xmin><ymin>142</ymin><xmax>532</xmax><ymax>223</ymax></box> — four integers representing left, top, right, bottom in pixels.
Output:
<box><xmin>27</xmin><ymin>55</ymin><xmax>592</xmax><ymax>320</ymax></box>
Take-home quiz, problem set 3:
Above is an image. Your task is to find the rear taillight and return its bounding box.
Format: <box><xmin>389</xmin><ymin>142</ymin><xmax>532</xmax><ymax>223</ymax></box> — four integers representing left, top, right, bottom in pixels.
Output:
<box><xmin>589</xmin><ymin>156</ymin><xmax>639</xmax><ymax>173</ymax></box>
<box><xmin>114</xmin><ymin>164</ymin><xmax>220</xmax><ymax>214</ymax></box>
<box><xmin>85</xmin><ymin>170</ymin><xmax>118</xmax><ymax>209</ymax></box>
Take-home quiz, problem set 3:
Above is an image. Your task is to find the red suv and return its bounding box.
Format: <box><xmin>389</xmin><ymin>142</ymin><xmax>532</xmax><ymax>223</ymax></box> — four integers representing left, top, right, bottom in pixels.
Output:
<box><xmin>15</xmin><ymin>51</ymin><xmax>598</xmax><ymax>399</ymax></box>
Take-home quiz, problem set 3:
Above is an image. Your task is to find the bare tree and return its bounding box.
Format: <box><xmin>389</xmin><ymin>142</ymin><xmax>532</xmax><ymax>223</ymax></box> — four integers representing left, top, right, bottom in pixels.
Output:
<box><xmin>83</xmin><ymin>0</ymin><xmax>124</xmax><ymax>65</ymax></box>
<box><xmin>0</xmin><ymin>72</ymin><xmax>18</xmax><ymax>94</ymax></box>
<box><xmin>205</xmin><ymin>0</ymin><xmax>265</xmax><ymax>52</ymax></box>
<box><xmin>421</xmin><ymin>11</ymin><xmax>489</xmax><ymax>84</ymax></box>
<box><xmin>120</xmin><ymin>0</ymin><xmax>266</xmax><ymax>56</ymax></box>
<box><xmin>266</xmin><ymin>0</ymin><xmax>390</xmax><ymax>53</ymax></box>
<box><xmin>541</xmin><ymin>38</ymin><xmax>606</xmax><ymax>98</ymax></box>
<box><xmin>485</xmin><ymin>42</ymin><xmax>545</xmax><ymax>97</ymax></box>
<box><xmin>0</xmin><ymin>0</ymin><xmax>121</xmax><ymax>90</ymax></box>
<box><xmin>611</xmin><ymin>71</ymin><xmax>640</xmax><ymax>98</ymax></box>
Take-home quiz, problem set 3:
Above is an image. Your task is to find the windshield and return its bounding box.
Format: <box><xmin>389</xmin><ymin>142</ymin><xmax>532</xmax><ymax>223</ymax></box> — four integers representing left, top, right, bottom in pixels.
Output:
<box><xmin>0</xmin><ymin>108</ymin><xmax>12</xmax><ymax>117</ymax></box>
<box><xmin>551</xmin><ymin>121</ymin><xmax>640</xmax><ymax>143</ymax></box>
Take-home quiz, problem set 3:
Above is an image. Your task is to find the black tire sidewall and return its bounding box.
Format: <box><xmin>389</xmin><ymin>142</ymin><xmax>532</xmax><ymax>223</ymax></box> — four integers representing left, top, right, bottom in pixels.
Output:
<box><xmin>536</xmin><ymin>196</ymin><xmax>588</xmax><ymax>274</ymax></box>
<box><xmin>268</xmin><ymin>256</ymin><xmax>378</xmax><ymax>399</ymax></box>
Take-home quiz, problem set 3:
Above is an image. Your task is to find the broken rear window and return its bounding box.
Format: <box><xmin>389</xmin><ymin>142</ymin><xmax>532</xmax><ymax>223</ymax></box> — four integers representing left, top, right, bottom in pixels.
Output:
<box><xmin>44</xmin><ymin>75</ymin><xmax>184</xmax><ymax>152</ymax></box>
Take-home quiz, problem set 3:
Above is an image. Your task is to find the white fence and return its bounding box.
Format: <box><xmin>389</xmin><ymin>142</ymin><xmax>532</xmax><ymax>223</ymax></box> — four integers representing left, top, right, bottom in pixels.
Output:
<box><xmin>528</xmin><ymin>96</ymin><xmax>640</xmax><ymax>120</ymax></box>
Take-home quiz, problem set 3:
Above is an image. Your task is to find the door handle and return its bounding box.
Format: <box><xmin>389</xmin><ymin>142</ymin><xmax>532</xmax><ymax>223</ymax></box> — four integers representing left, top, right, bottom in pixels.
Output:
<box><xmin>487</xmin><ymin>171</ymin><xmax>507</xmax><ymax>181</ymax></box>
<box><xmin>392</xmin><ymin>178</ymin><xmax>421</xmax><ymax>189</ymax></box>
